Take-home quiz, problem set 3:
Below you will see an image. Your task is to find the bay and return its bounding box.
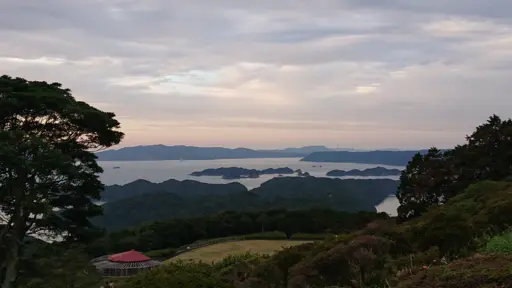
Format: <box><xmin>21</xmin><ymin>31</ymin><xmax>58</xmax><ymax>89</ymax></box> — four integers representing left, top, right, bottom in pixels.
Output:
<box><xmin>98</xmin><ymin>158</ymin><xmax>401</xmax><ymax>216</ymax></box>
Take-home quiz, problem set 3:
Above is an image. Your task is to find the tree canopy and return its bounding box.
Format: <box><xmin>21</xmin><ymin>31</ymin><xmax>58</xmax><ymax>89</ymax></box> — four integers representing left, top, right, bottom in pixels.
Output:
<box><xmin>397</xmin><ymin>114</ymin><xmax>512</xmax><ymax>221</ymax></box>
<box><xmin>0</xmin><ymin>75</ymin><xmax>123</xmax><ymax>288</ymax></box>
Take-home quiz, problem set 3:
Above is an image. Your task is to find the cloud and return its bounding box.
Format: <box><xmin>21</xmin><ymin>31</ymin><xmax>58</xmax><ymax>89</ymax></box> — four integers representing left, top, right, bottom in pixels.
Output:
<box><xmin>1</xmin><ymin>0</ymin><xmax>511</xmax><ymax>149</ymax></box>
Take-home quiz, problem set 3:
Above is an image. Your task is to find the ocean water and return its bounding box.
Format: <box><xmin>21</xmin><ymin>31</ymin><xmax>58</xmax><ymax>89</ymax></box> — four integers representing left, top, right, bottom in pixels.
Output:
<box><xmin>98</xmin><ymin>158</ymin><xmax>402</xmax><ymax>216</ymax></box>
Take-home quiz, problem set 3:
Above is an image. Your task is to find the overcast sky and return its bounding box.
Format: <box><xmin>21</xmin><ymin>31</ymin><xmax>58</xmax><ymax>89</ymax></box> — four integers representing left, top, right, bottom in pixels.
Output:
<box><xmin>1</xmin><ymin>1</ymin><xmax>511</xmax><ymax>149</ymax></box>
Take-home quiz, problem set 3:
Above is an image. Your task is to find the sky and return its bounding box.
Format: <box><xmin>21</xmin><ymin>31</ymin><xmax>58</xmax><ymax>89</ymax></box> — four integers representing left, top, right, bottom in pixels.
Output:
<box><xmin>1</xmin><ymin>1</ymin><xmax>511</xmax><ymax>149</ymax></box>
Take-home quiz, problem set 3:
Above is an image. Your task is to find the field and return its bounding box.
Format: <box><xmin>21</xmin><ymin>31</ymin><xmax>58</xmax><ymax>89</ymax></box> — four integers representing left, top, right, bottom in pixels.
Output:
<box><xmin>166</xmin><ymin>240</ymin><xmax>312</xmax><ymax>263</ymax></box>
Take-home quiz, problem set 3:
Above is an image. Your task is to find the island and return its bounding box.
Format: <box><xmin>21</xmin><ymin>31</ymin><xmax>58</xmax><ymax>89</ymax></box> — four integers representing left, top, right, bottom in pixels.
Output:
<box><xmin>190</xmin><ymin>167</ymin><xmax>295</xmax><ymax>179</ymax></box>
<box><xmin>326</xmin><ymin>166</ymin><xmax>402</xmax><ymax>177</ymax></box>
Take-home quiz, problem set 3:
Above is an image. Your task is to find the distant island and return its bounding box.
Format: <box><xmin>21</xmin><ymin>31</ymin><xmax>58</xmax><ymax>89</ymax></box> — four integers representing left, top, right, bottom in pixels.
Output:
<box><xmin>95</xmin><ymin>145</ymin><xmax>332</xmax><ymax>161</ymax></box>
<box><xmin>326</xmin><ymin>166</ymin><xmax>402</xmax><ymax>177</ymax></box>
<box><xmin>301</xmin><ymin>150</ymin><xmax>432</xmax><ymax>166</ymax></box>
<box><xmin>190</xmin><ymin>167</ymin><xmax>294</xmax><ymax>179</ymax></box>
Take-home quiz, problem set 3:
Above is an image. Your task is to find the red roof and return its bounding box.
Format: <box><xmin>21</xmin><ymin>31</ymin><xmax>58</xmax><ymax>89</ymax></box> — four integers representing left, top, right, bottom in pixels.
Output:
<box><xmin>108</xmin><ymin>250</ymin><xmax>151</xmax><ymax>263</ymax></box>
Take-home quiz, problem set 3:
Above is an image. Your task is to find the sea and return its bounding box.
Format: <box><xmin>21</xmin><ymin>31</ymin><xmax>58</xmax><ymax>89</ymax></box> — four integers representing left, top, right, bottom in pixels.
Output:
<box><xmin>98</xmin><ymin>158</ymin><xmax>402</xmax><ymax>216</ymax></box>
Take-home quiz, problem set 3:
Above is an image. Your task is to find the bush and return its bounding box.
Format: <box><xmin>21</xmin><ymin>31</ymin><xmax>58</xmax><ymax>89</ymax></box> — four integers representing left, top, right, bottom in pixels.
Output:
<box><xmin>145</xmin><ymin>247</ymin><xmax>177</xmax><ymax>260</ymax></box>
<box><xmin>120</xmin><ymin>262</ymin><xmax>230</xmax><ymax>288</ymax></box>
<box><xmin>244</xmin><ymin>231</ymin><xmax>288</xmax><ymax>240</ymax></box>
<box><xmin>289</xmin><ymin>233</ymin><xmax>332</xmax><ymax>240</ymax></box>
<box><xmin>395</xmin><ymin>253</ymin><xmax>512</xmax><ymax>287</ymax></box>
<box><xmin>483</xmin><ymin>231</ymin><xmax>512</xmax><ymax>254</ymax></box>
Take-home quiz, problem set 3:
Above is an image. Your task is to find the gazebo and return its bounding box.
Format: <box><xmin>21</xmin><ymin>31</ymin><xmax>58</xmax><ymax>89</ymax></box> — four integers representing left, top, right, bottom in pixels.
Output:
<box><xmin>91</xmin><ymin>250</ymin><xmax>161</xmax><ymax>277</ymax></box>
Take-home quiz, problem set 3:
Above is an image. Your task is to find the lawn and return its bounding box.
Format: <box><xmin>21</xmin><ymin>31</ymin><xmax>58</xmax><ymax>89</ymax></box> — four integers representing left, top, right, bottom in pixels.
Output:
<box><xmin>166</xmin><ymin>240</ymin><xmax>312</xmax><ymax>263</ymax></box>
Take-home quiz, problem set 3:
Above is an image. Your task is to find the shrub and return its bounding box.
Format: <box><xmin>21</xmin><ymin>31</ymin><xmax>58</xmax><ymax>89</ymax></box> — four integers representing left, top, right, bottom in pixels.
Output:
<box><xmin>289</xmin><ymin>233</ymin><xmax>332</xmax><ymax>240</ymax></box>
<box><xmin>145</xmin><ymin>247</ymin><xmax>177</xmax><ymax>260</ymax></box>
<box><xmin>244</xmin><ymin>231</ymin><xmax>288</xmax><ymax>240</ymax></box>
<box><xmin>395</xmin><ymin>253</ymin><xmax>512</xmax><ymax>287</ymax></box>
<box><xmin>119</xmin><ymin>262</ymin><xmax>230</xmax><ymax>288</ymax></box>
<box><xmin>483</xmin><ymin>231</ymin><xmax>512</xmax><ymax>254</ymax></box>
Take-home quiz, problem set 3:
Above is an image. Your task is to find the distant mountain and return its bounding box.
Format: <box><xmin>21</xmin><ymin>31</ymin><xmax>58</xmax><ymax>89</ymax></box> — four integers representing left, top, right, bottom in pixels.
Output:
<box><xmin>326</xmin><ymin>167</ymin><xmax>402</xmax><ymax>177</ymax></box>
<box><xmin>281</xmin><ymin>146</ymin><xmax>331</xmax><ymax>154</ymax></box>
<box><xmin>95</xmin><ymin>145</ymin><xmax>317</xmax><ymax>161</ymax></box>
<box><xmin>301</xmin><ymin>150</ymin><xmax>431</xmax><ymax>166</ymax></box>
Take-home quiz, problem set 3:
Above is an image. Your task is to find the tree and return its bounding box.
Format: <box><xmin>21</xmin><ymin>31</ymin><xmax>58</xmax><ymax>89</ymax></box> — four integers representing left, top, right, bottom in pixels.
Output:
<box><xmin>0</xmin><ymin>76</ymin><xmax>123</xmax><ymax>288</ymax></box>
<box><xmin>457</xmin><ymin>115</ymin><xmax>512</xmax><ymax>183</ymax></box>
<box><xmin>17</xmin><ymin>244</ymin><xmax>102</xmax><ymax>288</ymax></box>
<box><xmin>396</xmin><ymin>148</ymin><xmax>455</xmax><ymax>221</ymax></box>
<box><xmin>397</xmin><ymin>115</ymin><xmax>512</xmax><ymax>222</ymax></box>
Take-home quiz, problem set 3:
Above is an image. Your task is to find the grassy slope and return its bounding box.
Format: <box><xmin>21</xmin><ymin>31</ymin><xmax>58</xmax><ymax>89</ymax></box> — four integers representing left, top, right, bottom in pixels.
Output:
<box><xmin>166</xmin><ymin>240</ymin><xmax>312</xmax><ymax>263</ymax></box>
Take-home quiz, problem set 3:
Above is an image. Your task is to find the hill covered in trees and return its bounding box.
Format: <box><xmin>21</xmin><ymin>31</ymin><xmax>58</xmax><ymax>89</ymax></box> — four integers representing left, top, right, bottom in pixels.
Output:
<box><xmin>101</xmin><ymin>179</ymin><xmax>247</xmax><ymax>202</ymax></box>
<box><xmin>93</xmin><ymin>177</ymin><xmax>398</xmax><ymax>230</ymax></box>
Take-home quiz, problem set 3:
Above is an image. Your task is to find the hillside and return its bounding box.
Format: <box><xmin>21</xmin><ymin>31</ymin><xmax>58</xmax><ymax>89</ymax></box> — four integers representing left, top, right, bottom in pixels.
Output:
<box><xmin>95</xmin><ymin>145</ymin><xmax>328</xmax><ymax>161</ymax></box>
<box><xmin>301</xmin><ymin>150</ymin><xmax>428</xmax><ymax>166</ymax></box>
<box><xmin>92</xmin><ymin>177</ymin><xmax>398</xmax><ymax>230</ymax></box>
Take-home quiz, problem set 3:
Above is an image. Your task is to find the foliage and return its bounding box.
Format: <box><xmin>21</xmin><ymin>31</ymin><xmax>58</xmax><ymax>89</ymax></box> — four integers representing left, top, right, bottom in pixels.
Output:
<box><xmin>482</xmin><ymin>230</ymin><xmax>512</xmax><ymax>254</ymax></box>
<box><xmin>395</xmin><ymin>253</ymin><xmax>512</xmax><ymax>288</ymax></box>
<box><xmin>289</xmin><ymin>233</ymin><xmax>333</xmax><ymax>240</ymax></box>
<box><xmin>0</xmin><ymin>75</ymin><xmax>123</xmax><ymax>288</ymax></box>
<box><xmin>394</xmin><ymin>181</ymin><xmax>512</xmax><ymax>257</ymax></box>
<box><xmin>244</xmin><ymin>231</ymin><xmax>288</xmax><ymax>240</ymax></box>
<box><xmin>144</xmin><ymin>247</ymin><xmax>178</xmax><ymax>260</ymax></box>
<box><xmin>17</xmin><ymin>243</ymin><xmax>102</xmax><ymax>288</ymax></box>
<box><xmin>88</xmin><ymin>209</ymin><xmax>387</xmax><ymax>256</ymax></box>
<box><xmin>93</xmin><ymin>177</ymin><xmax>397</xmax><ymax>230</ymax></box>
<box><xmin>397</xmin><ymin>115</ymin><xmax>512</xmax><ymax>221</ymax></box>
<box><xmin>119</xmin><ymin>262</ymin><xmax>230</xmax><ymax>288</ymax></box>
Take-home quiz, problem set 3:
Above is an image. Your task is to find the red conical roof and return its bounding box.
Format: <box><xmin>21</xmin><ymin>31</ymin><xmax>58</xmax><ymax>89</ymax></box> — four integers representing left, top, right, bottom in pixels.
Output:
<box><xmin>108</xmin><ymin>250</ymin><xmax>151</xmax><ymax>263</ymax></box>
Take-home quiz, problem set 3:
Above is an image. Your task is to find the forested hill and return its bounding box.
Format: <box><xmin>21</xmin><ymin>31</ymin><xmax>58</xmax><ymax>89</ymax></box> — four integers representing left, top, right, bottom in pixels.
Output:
<box><xmin>101</xmin><ymin>179</ymin><xmax>247</xmax><ymax>202</ymax></box>
<box><xmin>92</xmin><ymin>177</ymin><xmax>398</xmax><ymax>231</ymax></box>
<box><xmin>301</xmin><ymin>150</ymin><xmax>429</xmax><ymax>166</ymax></box>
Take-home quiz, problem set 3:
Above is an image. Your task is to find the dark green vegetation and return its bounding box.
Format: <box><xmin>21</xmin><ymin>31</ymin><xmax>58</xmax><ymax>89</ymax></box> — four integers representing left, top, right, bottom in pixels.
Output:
<box><xmin>190</xmin><ymin>167</ymin><xmax>294</xmax><ymax>179</ymax></box>
<box><xmin>87</xmin><ymin>209</ymin><xmax>388</xmax><ymax>257</ymax></box>
<box><xmin>93</xmin><ymin>177</ymin><xmax>398</xmax><ymax>231</ymax></box>
<box><xmin>101</xmin><ymin>179</ymin><xmax>247</xmax><ymax>202</ymax></box>
<box><xmin>302</xmin><ymin>150</ymin><xmax>428</xmax><ymax>166</ymax></box>
<box><xmin>326</xmin><ymin>166</ymin><xmax>402</xmax><ymax>177</ymax></box>
<box><xmin>95</xmin><ymin>145</ymin><xmax>331</xmax><ymax>161</ymax></box>
<box><xmin>397</xmin><ymin>115</ymin><xmax>512</xmax><ymax>221</ymax></box>
<box><xmin>0</xmin><ymin>76</ymin><xmax>123</xmax><ymax>288</ymax></box>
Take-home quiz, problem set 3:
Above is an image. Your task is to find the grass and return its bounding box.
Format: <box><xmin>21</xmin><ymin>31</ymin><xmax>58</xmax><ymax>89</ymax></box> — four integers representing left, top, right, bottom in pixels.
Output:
<box><xmin>166</xmin><ymin>240</ymin><xmax>312</xmax><ymax>263</ymax></box>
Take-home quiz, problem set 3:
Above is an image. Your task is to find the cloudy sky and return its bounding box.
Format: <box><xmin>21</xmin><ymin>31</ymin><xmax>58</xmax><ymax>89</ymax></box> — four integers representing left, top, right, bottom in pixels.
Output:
<box><xmin>1</xmin><ymin>1</ymin><xmax>511</xmax><ymax>149</ymax></box>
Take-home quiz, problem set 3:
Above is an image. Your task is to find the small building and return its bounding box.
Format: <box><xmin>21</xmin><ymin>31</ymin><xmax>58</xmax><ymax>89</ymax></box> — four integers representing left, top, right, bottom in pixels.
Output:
<box><xmin>92</xmin><ymin>250</ymin><xmax>161</xmax><ymax>277</ymax></box>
